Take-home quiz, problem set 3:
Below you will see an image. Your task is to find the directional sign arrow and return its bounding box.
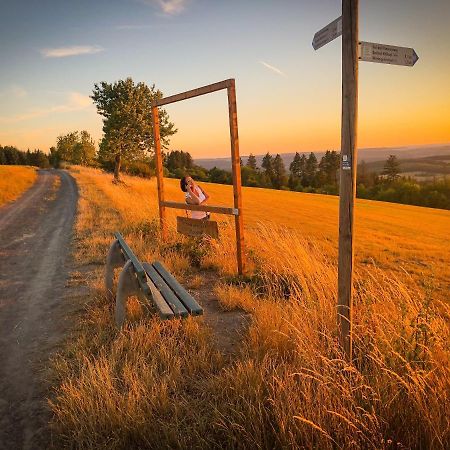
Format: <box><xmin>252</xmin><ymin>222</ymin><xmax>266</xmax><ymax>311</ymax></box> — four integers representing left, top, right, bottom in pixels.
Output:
<box><xmin>312</xmin><ymin>16</ymin><xmax>342</xmax><ymax>50</ymax></box>
<box><xmin>359</xmin><ymin>41</ymin><xmax>419</xmax><ymax>67</ymax></box>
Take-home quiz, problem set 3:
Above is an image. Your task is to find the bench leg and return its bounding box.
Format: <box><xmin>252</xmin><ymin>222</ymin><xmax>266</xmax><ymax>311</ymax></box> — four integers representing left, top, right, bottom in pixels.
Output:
<box><xmin>105</xmin><ymin>239</ymin><xmax>126</xmax><ymax>298</ymax></box>
<box><xmin>115</xmin><ymin>260</ymin><xmax>142</xmax><ymax>328</ymax></box>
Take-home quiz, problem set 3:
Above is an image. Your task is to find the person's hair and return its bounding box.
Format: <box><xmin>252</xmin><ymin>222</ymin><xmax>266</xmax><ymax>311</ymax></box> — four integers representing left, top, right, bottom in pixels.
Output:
<box><xmin>180</xmin><ymin>176</ymin><xmax>189</xmax><ymax>192</ymax></box>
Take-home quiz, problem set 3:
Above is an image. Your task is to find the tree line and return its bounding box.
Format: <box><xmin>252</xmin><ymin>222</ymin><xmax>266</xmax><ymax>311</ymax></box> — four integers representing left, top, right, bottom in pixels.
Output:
<box><xmin>164</xmin><ymin>150</ymin><xmax>449</xmax><ymax>210</ymax></box>
<box><xmin>165</xmin><ymin>150</ymin><xmax>342</xmax><ymax>193</ymax></box>
<box><xmin>0</xmin><ymin>145</ymin><xmax>50</xmax><ymax>168</ymax></box>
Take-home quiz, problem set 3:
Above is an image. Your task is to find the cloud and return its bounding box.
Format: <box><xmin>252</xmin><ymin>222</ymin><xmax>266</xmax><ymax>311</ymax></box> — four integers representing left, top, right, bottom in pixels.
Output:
<box><xmin>141</xmin><ymin>0</ymin><xmax>188</xmax><ymax>16</ymax></box>
<box><xmin>0</xmin><ymin>92</ymin><xmax>92</xmax><ymax>124</ymax></box>
<box><xmin>0</xmin><ymin>84</ymin><xmax>27</xmax><ymax>99</ymax></box>
<box><xmin>115</xmin><ymin>24</ymin><xmax>150</xmax><ymax>30</ymax></box>
<box><xmin>68</xmin><ymin>92</ymin><xmax>92</xmax><ymax>108</ymax></box>
<box><xmin>40</xmin><ymin>45</ymin><xmax>104</xmax><ymax>58</ymax></box>
<box><xmin>259</xmin><ymin>60</ymin><xmax>286</xmax><ymax>77</ymax></box>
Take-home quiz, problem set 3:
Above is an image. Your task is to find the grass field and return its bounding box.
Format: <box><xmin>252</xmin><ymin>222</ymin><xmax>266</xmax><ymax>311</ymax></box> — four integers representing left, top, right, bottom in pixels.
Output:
<box><xmin>0</xmin><ymin>166</ymin><xmax>37</xmax><ymax>207</ymax></box>
<box><xmin>50</xmin><ymin>167</ymin><xmax>450</xmax><ymax>449</ymax></box>
<box><xmin>162</xmin><ymin>177</ymin><xmax>450</xmax><ymax>297</ymax></box>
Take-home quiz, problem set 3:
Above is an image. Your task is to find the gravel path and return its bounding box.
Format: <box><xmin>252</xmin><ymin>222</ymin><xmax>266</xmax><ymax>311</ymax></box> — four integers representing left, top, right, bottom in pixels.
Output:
<box><xmin>0</xmin><ymin>169</ymin><xmax>78</xmax><ymax>450</ymax></box>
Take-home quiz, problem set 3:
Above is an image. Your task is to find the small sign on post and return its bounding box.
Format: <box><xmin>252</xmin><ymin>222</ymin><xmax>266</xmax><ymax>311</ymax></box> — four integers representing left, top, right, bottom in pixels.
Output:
<box><xmin>177</xmin><ymin>217</ymin><xmax>219</xmax><ymax>239</ymax></box>
<box><xmin>359</xmin><ymin>41</ymin><xmax>419</xmax><ymax>66</ymax></box>
<box><xmin>312</xmin><ymin>16</ymin><xmax>342</xmax><ymax>50</ymax></box>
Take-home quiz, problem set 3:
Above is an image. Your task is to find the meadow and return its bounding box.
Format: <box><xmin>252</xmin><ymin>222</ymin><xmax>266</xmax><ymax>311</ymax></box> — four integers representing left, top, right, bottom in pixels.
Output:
<box><xmin>0</xmin><ymin>166</ymin><xmax>37</xmax><ymax>206</ymax></box>
<box><xmin>50</xmin><ymin>167</ymin><xmax>449</xmax><ymax>449</ymax></box>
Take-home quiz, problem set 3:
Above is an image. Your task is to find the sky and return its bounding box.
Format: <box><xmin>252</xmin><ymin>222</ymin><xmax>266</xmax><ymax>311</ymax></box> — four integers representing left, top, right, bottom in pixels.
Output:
<box><xmin>0</xmin><ymin>0</ymin><xmax>449</xmax><ymax>158</ymax></box>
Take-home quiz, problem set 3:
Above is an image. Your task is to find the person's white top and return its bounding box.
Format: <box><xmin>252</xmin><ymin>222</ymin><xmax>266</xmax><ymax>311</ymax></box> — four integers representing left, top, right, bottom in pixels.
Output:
<box><xmin>186</xmin><ymin>187</ymin><xmax>207</xmax><ymax>219</ymax></box>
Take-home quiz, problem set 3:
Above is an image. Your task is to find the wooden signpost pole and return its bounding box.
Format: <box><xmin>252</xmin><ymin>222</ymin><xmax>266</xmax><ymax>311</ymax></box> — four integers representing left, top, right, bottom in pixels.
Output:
<box><xmin>227</xmin><ymin>80</ymin><xmax>245</xmax><ymax>275</ymax></box>
<box><xmin>151</xmin><ymin>105</ymin><xmax>167</xmax><ymax>240</ymax></box>
<box><xmin>313</xmin><ymin>1</ymin><xmax>418</xmax><ymax>360</ymax></box>
<box><xmin>338</xmin><ymin>0</ymin><xmax>359</xmax><ymax>359</ymax></box>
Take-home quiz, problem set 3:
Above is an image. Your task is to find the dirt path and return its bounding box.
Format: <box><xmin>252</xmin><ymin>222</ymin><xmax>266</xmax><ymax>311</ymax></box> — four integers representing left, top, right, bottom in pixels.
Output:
<box><xmin>0</xmin><ymin>169</ymin><xmax>78</xmax><ymax>450</ymax></box>
<box><xmin>189</xmin><ymin>272</ymin><xmax>251</xmax><ymax>359</ymax></box>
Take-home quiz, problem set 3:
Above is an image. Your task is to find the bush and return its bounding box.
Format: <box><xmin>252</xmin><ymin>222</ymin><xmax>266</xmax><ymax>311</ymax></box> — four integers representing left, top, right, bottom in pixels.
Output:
<box><xmin>125</xmin><ymin>161</ymin><xmax>154</xmax><ymax>178</ymax></box>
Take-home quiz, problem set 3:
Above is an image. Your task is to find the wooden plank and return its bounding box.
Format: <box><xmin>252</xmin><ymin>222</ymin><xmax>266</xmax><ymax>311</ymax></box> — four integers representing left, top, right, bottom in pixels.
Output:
<box><xmin>338</xmin><ymin>0</ymin><xmax>359</xmax><ymax>360</ymax></box>
<box><xmin>114</xmin><ymin>232</ymin><xmax>147</xmax><ymax>285</ymax></box>
<box><xmin>177</xmin><ymin>217</ymin><xmax>219</xmax><ymax>239</ymax></box>
<box><xmin>152</xmin><ymin>262</ymin><xmax>203</xmax><ymax>316</ymax></box>
<box><xmin>143</xmin><ymin>276</ymin><xmax>175</xmax><ymax>320</ymax></box>
<box><xmin>161</xmin><ymin>200</ymin><xmax>238</xmax><ymax>216</ymax></box>
<box><xmin>153</xmin><ymin>79</ymin><xmax>233</xmax><ymax>107</ymax></box>
<box><xmin>143</xmin><ymin>263</ymin><xmax>189</xmax><ymax>318</ymax></box>
<box><xmin>152</xmin><ymin>105</ymin><xmax>167</xmax><ymax>240</ymax></box>
<box><xmin>227</xmin><ymin>80</ymin><xmax>245</xmax><ymax>275</ymax></box>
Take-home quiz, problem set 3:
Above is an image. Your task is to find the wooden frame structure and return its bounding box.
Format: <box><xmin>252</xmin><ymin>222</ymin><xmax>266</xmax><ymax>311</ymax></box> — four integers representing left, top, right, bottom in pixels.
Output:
<box><xmin>151</xmin><ymin>79</ymin><xmax>245</xmax><ymax>275</ymax></box>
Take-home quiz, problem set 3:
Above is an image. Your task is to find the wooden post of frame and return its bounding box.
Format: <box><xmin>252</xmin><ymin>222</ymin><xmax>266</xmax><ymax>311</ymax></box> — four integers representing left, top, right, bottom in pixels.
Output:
<box><xmin>338</xmin><ymin>0</ymin><xmax>359</xmax><ymax>360</ymax></box>
<box><xmin>227</xmin><ymin>80</ymin><xmax>245</xmax><ymax>275</ymax></box>
<box><xmin>152</xmin><ymin>104</ymin><xmax>167</xmax><ymax>240</ymax></box>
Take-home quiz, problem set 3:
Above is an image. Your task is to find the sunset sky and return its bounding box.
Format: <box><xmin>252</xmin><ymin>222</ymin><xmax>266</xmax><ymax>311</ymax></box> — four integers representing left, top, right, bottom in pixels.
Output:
<box><xmin>0</xmin><ymin>0</ymin><xmax>449</xmax><ymax>158</ymax></box>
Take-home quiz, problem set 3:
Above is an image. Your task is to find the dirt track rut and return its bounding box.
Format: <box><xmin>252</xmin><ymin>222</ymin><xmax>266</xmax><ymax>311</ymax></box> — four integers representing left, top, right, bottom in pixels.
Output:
<box><xmin>0</xmin><ymin>169</ymin><xmax>78</xmax><ymax>449</ymax></box>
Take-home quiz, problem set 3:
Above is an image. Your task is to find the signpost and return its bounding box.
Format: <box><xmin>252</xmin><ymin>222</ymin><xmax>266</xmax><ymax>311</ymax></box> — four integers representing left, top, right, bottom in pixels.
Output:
<box><xmin>359</xmin><ymin>41</ymin><xmax>419</xmax><ymax>67</ymax></box>
<box><xmin>312</xmin><ymin>0</ymin><xmax>419</xmax><ymax>360</ymax></box>
<box><xmin>312</xmin><ymin>16</ymin><xmax>342</xmax><ymax>50</ymax></box>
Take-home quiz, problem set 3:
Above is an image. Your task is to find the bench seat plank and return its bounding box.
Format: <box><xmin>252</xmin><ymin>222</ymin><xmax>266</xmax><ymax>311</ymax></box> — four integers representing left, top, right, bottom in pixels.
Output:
<box><xmin>143</xmin><ymin>263</ymin><xmax>189</xmax><ymax>318</ymax></box>
<box><xmin>152</xmin><ymin>261</ymin><xmax>203</xmax><ymax>316</ymax></box>
<box><xmin>144</xmin><ymin>277</ymin><xmax>175</xmax><ymax>320</ymax></box>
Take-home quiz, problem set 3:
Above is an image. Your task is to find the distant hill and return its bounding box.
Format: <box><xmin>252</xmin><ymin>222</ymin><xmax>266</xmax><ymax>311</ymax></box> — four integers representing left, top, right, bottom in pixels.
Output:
<box><xmin>194</xmin><ymin>144</ymin><xmax>450</xmax><ymax>172</ymax></box>
<box><xmin>363</xmin><ymin>154</ymin><xmax>450</xmax><ymax>177</ymax></box>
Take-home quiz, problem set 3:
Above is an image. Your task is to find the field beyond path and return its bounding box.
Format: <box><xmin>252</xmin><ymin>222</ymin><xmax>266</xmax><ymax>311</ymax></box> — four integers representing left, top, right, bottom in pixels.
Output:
<box><xmin>0</xmin><ymin>166</ymin><xmax>37</xmax><ymax>207</ymax></box>
<box><xmin>0</xmin><ymin>170</ymin><xmax>78</xmax><ymax>449</ymax></box>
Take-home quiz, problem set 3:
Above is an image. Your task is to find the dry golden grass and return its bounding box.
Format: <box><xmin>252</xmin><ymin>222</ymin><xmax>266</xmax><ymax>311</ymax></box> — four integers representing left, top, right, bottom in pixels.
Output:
<box><xmin>50</xmin><ymin>167</ymin><xmax>450</xmax><ymax>449</ymax></box>
<box><xmin>0</xmin><ymin>165</ymin><xmax>37</xmax><ymax>206</ymax></box>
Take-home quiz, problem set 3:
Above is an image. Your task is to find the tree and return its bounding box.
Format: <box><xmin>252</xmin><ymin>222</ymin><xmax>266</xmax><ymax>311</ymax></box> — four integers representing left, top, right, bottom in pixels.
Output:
<box><xmin>272</xmin><ymin>154</ymin><xmax>287</xmax><ymax>189</ymax></box>
<box><xmin>56</xmin><ymin>132</ymin><xmax>79</xmax><ymax>162</ymax></box>
<box><xmin>261</xmin><ymin>152</ymin><xmax>274</xmax><ymax>185</ymax></box>
<box><xmin>91</xmin><ymin>77</ymin><xmax>176</xmax><ymax>181</ymax></box>
<box><xmin>166</xmin><ymin>150</ymin><xmax>193</xmax><ymax>173</ymax></box>
<box><xmin>318</xmin><ymin>150</ymin><xmax>340</xmax><ymax>186</ymax></box>
<box><xmin>56</xmin><ymin>131</ymin><xmax>96</xmax><ymax>166</ymax></box>
<box><xmin>382</xmin><ymin>155</ymin><xmax>401</xmax><ymax>183</ymax></box>
<box><xmin>289</xmin><ymin>152</ymin><xmax>305</xmax><ymax>189</ymax></box>
<box><xmin>78</xmin><ymin>131</ymin><xmax>96</xmax><ymax>165</ymax></box>
<box><xmin>303</xmin><ymin>152</ymin><xmax>318</xmax><ymax>187</ymax></box>
<box><xmin>246</xmin><ymin>153</ymin><xmax>257</xmax><ymax>170</ymax></box>
<box><xmin>48</xmin><ymin>146</ymin><xmax>60</xmax><ymax>168</ymax></box>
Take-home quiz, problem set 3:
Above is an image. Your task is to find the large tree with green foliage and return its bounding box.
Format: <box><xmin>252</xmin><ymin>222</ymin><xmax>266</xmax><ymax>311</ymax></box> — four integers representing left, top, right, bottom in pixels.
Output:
<box><xmin>91</xmin><ymin>78</ymin><xmax>176</xmax><ymax>181</ymax></box>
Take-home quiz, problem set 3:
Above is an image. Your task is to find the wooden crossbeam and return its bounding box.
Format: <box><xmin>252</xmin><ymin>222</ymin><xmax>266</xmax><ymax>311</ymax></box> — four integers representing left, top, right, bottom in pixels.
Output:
<box><xmin>161</xmin><ymin>200</ymin><xmax>239</xmax><ymax>216</ymax></box>
<box><xmin>153</xmin><ymin>79</ymin><xmax>233</xmax><ymax>106</ymax></box>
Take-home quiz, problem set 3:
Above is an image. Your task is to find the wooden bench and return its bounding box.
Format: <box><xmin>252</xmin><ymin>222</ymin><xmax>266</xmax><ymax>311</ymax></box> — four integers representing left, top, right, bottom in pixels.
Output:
<box><xmin>105</xmin><ymin>232</ymin><xmax>203</xmax><ymax>327</ymax></box>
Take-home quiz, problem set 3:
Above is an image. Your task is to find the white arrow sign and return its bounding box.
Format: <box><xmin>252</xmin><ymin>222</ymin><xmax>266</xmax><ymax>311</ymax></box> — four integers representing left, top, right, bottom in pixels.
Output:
<box><xmin>312</xmin><ymin>16</ymin><xmax>342</xmax><ymax>50</ymax></box>
<box><xmin>359</xmin><ymin>41</ymin><xmax>419</xmax><ymax>66</ymax></box>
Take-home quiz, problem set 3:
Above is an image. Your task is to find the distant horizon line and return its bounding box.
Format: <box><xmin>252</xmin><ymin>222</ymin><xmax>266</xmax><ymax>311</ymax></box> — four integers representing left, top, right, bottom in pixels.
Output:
<box><xmin>1</xmin><ymin>141</ymin><xmax>449</xmax><ymax>157</ymax></box>
<box><xmin>193</xmin><ymin>142</ymin><xmax>450</xmax><ymax>161</ymax></box>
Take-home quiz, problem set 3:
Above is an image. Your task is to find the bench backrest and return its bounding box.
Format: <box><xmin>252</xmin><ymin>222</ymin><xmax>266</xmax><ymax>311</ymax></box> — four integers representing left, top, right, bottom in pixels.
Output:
<box><xmin>114</xmin><ymin>232</ymin><xmax>149</xmax><ymax>294</ymax></box>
